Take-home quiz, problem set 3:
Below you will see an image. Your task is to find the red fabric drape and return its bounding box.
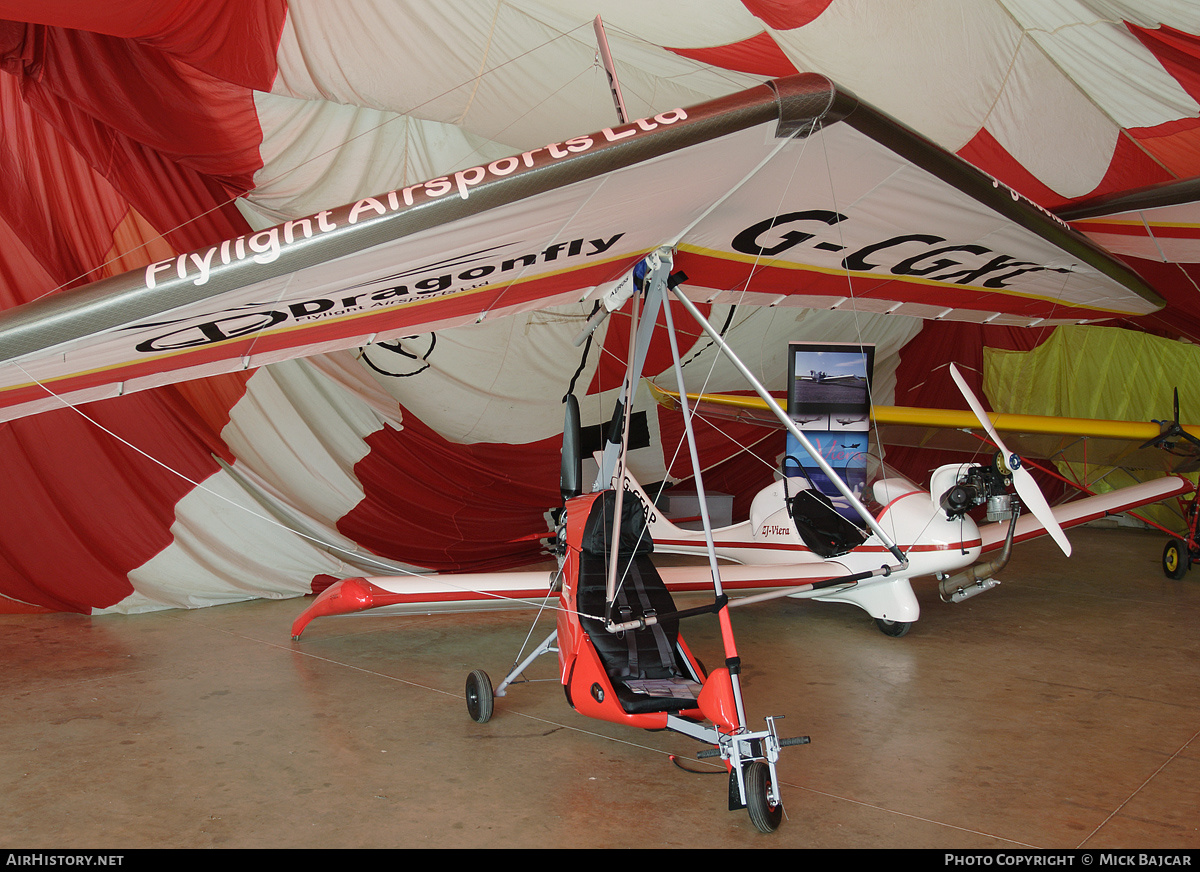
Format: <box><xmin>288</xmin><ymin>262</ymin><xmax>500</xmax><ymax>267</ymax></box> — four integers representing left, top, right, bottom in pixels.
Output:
<box><xmin>0</xmin><ymin>5</ymin><xmax>282</xmax><ymax>611</ymax></box>
<box><xmin>0</xmin><ymin>386</ymin><xmax>237</xmax><ymax>612</ymax></box>
<box><xmin>339</xmin><ymin>408</ymin><xmax>562</xmax><ymax>573</ymax></box>
<box><xmin>666</xmin><ymin>31</ymin><xmax>800</xmax><ymax>78</ymax></box>
<box><xmin>739</xmin><ymin>0</ymin><xmax>835</xmax><ymax>30</ymax></box>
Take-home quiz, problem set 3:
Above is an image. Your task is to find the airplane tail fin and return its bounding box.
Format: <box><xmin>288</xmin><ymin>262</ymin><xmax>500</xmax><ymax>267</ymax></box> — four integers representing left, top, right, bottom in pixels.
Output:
<box><xmin>621</xmin><ymin>471</ymin><xmax>687</xmax><ymax>542</ymax></box>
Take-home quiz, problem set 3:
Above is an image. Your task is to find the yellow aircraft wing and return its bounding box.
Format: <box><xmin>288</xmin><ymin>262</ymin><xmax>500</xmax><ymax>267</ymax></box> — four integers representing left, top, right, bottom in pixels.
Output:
<box><xmin>646</xmin><ymin>383</ymin><xmax>1200</xmax><ymax>473</ymax></box>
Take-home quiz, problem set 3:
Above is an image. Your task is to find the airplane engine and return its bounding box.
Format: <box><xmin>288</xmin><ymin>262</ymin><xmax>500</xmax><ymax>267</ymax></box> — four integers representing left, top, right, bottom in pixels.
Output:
<box><xmin>929</xmin><ymin>460</ymin><xmax>1013</xmax><ymax>521</ymax></box>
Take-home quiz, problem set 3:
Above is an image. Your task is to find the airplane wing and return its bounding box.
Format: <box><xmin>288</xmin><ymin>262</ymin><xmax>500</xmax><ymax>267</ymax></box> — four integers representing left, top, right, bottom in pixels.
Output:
<box><xmin>976</xmin><ymin>475</ymin><xmax>1191</xmax><ymax>553</ymax></box>
<box><xmin>290</xmin><ymin>560</ymin><xmax>866</xmax><ymax>638</ymax></box>
<box><xmin>0</xmin><ymin>73</ymin><xmax>1162</xmax><ymax>424</ymax></box>
<box><xmin>646</xmin><ymin>384</ymin><xmax>1200</xmax><ymax>473</ymax></box>
<box><xmin>289</xmin><ymin>470</ymin><xmax>1191</xmax><ymax>637</ymax></box>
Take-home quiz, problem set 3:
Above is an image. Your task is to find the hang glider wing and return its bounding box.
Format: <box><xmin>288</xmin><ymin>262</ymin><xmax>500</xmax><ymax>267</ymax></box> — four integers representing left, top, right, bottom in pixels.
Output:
<box><xmin>0</xmin><ymin>74</ymin><xmax>1162</xmax><ymax>423</ymax></box>
<box><xmin>1058</xmin><ymin>177</ymin><xmax>1200</xmax><ymax>266</ymax></box>
<box><xmin>647</xmin><ymin>384</ymin><xmax>1200</xmax><ymax>474</ymax></box>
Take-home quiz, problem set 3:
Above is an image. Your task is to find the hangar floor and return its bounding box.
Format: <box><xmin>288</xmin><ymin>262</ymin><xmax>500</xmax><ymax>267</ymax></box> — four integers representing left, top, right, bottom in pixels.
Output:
<box><xmin>2</xmin><ymin>525</ymin><xmax>1198</xmax><ymax>850</ymax></box>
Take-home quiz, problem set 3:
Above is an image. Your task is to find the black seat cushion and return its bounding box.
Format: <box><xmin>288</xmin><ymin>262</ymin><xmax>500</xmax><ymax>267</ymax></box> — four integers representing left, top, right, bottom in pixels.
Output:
<box><xmin>581</xmin><ymin>489</ymin><xmax>653</xmax><ymax>557</ymax></box>
<box><xmin>575</xmin><ymin>491</ymin><xmax>698</xmax><ymax>714</ymax></box>
<box><xmin>787</xmin><ymin>488</ymin><xmax>868</xmax><ymax>558</ymax></box>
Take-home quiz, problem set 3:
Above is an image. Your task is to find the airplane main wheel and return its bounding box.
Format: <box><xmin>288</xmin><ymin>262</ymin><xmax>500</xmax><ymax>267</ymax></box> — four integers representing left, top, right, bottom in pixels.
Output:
<box><xmin>465</xmin><ymin>669</ymin><xmax>494</xmax><ymax>723</ymax></box>
<box><xmin>875</xmin><ymin>618</ymin><xmax>912</xmax><ymax>637</ymax></box>
<box><xmin>1163</xmin><ymin>539</ymin><xmax>1189</xmax><ymax>580</ymax></box>
<box><xmin>744</xmin><ymin>761</ymin><xmax>783</xmax><ymax>834</ymax></box>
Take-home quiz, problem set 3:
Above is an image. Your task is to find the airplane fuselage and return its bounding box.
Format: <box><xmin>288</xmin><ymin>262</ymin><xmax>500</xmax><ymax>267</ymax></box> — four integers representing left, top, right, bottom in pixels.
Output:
<box><xmin>628</xmin><ymin>471</ymin><xmax>984</xmax><ymax>626</ymax></box>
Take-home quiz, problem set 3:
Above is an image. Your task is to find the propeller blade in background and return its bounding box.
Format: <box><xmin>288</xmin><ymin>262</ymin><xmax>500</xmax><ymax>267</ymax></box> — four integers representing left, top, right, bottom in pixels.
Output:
<box><xmin>949</xmin><ymin>364</ymin><xmax>1072</xmax><ymax>557</ymax></box>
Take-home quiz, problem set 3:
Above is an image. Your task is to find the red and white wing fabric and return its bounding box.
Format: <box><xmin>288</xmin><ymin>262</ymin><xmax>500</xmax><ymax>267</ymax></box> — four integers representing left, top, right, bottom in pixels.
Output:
<box><xmin>0</xmin><ymin>74</ymin><xmax>1164</xmax><ymax>420</ymax></box>
<box><xmin>0</xmin><ymin>2</ymin><xmax>1197</xmax><ymax>615</ymax></box>
<box><xmin>1055</xmin><ymin>179</ymin><xmax>1200</xmax><ymax>364</ymax></box>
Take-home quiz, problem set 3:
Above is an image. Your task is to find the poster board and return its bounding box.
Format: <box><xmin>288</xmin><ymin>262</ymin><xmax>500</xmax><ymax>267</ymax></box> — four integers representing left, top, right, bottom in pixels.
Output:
<box><xmin>784</xmin><ymin>342</ymin><xmax>875</xmax><ymax>517</ymax></box>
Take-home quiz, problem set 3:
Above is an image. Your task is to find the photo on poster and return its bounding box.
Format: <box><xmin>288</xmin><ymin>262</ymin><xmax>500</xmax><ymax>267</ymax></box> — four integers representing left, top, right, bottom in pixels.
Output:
<box><xmin>787</xmin><ymin>343</ymin><xmax>874</xmax><ymax>427</ymax></box>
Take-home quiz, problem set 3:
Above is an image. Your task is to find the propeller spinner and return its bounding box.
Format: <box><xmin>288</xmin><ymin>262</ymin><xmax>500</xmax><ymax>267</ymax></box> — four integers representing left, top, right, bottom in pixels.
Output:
<box><xmin>949</xmin><ymin>364</ymin><xmax>1072</xmax><ymax>557</ymax></box>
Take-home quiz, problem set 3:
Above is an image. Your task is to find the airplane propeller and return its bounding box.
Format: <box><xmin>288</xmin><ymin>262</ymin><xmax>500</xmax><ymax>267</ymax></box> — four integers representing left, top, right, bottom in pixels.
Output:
<box><xmin>949</xmin><ymin>364</ymin><xmax>1072</xmax><ymax>557</ymax></box>
<box><xmin>1140</xmin><ymin>388</ymin><xmax>1200</xmax><ymax>472</ymax></box>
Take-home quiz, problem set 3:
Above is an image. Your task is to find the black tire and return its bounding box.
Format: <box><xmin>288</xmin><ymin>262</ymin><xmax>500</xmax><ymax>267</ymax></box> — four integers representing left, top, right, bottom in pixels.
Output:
<box><xmin>875</xmin><ymin>618</ymin><xmax>912</xmax><ymax>637</ymax></box>
<box><xmin>745</xmin><ymin>760</ymin><xmax>783</xmax><ymax>833</ymax></box>
<box><xmin>465</xmin><ymin>669</ymin><xmax>494</xmax><ymax>723</ymax></box>
<box><xmin>1163</xmin><ymin>539</ymin><xmax>1189</xmax><ymax>580</ymax></box>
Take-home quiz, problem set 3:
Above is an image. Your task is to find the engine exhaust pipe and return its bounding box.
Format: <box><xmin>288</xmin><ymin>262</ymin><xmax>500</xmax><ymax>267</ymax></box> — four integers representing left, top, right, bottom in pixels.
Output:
<box><xmin>939</xmin><ymin>507</ymin><xmax>1019</xmax><ymax>603</ymax></box>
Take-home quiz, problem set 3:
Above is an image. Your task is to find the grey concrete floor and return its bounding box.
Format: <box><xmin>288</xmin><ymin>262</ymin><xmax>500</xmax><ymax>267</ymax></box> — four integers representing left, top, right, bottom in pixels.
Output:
<box><xmin>2</xmin><ymin>525</ymin><xmax>1198</xmax><ymax>849</ymax></box>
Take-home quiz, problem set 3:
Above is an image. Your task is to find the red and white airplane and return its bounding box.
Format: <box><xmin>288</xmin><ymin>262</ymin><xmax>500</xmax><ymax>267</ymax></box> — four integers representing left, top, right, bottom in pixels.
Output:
<box><xmin>290</xmin><ymin>362</ymin><xmax>1190</xmax><ymax>640</ymax></box>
